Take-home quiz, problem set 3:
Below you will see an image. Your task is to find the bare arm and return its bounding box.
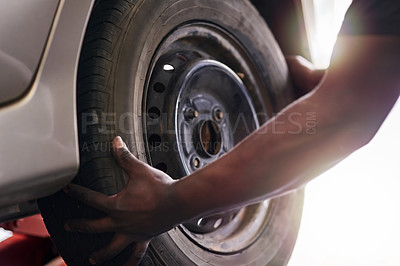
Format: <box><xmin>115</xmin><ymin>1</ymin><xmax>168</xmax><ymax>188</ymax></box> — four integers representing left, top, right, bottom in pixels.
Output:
<box><xmin>286</xmin><ymin>55</ymin><xmax>326</xmax><ymax>96</ymax></box>
<box><xmin>170</xmin><ymin>35</ymin><xmax>400</xmax><ymax>221</ymax></box>
<box><xmin>65</xmin><ymin>35</ymin><xmax>400</xmax><ymax>264</ymax></box>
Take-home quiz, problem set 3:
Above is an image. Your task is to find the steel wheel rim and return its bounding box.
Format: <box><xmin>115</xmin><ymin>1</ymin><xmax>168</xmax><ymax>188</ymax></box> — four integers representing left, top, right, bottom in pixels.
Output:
<box><xmin>143</xmin><ymin>22</ymin><xmax>272</xmax><ymax>254</ymax></box>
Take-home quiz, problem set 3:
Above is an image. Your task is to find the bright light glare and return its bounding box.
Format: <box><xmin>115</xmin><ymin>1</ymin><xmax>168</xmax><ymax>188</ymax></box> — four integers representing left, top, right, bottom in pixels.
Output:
<box><xmin>302</xmin><ymin>0</ymin><xmax>352</xmax><ymax>69</ymax></box>
<box><xmin>289</xmin><ymin>99</ymin><xmax>400</xmax><ymax>265</ymax></box>
<box><xmin>290</xmin><ymin>1</ymin><xmax>400</xmax><ymax>265</ymax></box>
<box><xmin>0</xmin><ymin>228</ymin><xmax>13</xmax><ymax>242</ymax></box>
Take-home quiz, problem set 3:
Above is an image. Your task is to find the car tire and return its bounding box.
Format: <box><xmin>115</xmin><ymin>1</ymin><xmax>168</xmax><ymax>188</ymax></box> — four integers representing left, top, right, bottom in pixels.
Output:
<box><xmin>38</xmin><ymin>0</ymin><xmax>304</xmax><ymax>265</ymax></box>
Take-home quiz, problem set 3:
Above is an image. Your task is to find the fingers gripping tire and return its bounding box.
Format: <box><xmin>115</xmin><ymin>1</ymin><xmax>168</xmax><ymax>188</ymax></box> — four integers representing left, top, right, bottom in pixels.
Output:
<box><xmin>38</xmin><ymin>0</ymin><xmax>304</xmax><ymax>265</ymax></box>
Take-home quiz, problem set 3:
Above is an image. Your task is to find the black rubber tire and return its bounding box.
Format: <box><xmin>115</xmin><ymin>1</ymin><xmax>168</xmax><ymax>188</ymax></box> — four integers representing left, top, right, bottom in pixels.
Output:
<box><xmin>38</xmin><ymin>0</ymin><xmax>304</xmax><ymax>265</ymax></box>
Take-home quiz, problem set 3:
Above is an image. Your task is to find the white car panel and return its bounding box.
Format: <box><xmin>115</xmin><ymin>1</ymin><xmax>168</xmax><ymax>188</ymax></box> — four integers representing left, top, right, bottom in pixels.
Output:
<box><xmin>0</xmin><ymin>0</ymin><xmax>60</xmax><ymax>104</ymax></box>
<box><xmin>0</xmin><ymin>0</ymin><xmax>94</xmax><ymax>209</ymax></box>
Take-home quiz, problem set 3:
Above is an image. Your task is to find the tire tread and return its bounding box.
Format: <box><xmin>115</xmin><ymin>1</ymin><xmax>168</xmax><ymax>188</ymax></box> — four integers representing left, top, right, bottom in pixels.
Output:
<box><xmin>38</xmin><ymin>1</ymin><xmax>137</xmax><ymax>265</ymax></box>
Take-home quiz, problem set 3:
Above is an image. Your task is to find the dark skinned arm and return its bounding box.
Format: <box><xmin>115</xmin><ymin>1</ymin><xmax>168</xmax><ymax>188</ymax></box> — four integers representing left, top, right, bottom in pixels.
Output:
<box><xmin>286</xmin><ymin>55</ymin><xmax>326</xmax><ymax>96</ymax></box>
<box><xmin>65</xmin><ymin>35</ymin><xmax>400</xmax><ymax>265</ymax></box>
<box><xmin>171</xmin><ymin>35</ymin><xmax>400</xmax><ymax>220</ymax></box>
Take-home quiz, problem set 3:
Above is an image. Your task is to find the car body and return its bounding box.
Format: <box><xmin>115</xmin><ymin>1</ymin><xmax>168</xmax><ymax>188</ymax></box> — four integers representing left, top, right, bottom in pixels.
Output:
<box><xmin>0</xmin><ymin>0</ymin><xmax>95</xmax><ymax>221</ymax></box>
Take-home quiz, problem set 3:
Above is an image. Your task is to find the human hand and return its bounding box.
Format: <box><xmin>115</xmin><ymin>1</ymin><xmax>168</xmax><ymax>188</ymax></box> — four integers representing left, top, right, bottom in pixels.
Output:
<box><xmin>64</xmin><ymin>136</ymin><xmax>178</xmax><ymax>265</ymax></box>
<box><xmin>286</xmin><ymin>55</ymin><xmax>326</xmax><ymax>97</ymax></box>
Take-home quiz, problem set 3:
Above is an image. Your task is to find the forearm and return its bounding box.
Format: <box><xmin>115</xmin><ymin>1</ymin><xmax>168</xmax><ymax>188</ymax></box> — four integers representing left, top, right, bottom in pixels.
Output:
<box><xmin>169</xmin><ymin>36</ymin><xmax>400</xmax><ymax>223</ymax></box>
<box><xmin>171</xmin><ymin>90</ymin><xmax>358</xmax><ymax>220</ymax></box>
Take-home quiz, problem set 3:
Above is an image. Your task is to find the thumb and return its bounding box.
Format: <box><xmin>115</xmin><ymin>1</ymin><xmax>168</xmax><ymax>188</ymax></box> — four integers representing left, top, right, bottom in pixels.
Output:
<box><xmin>112</xmin><ymin>136</ymin><xmax>141</xmax><ymax>172</ymax></box>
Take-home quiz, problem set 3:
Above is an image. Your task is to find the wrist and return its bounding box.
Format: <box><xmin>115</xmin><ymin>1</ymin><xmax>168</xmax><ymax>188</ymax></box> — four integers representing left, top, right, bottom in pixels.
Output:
<box><xmin>164</xmin><ymin>179</ymin><xmax>196</xmax><ymax>224</ymax></box>
<box><xmin>154</xmin><ymin>179</ymin><xmax>195</xmax><ymax>233</ymax></box>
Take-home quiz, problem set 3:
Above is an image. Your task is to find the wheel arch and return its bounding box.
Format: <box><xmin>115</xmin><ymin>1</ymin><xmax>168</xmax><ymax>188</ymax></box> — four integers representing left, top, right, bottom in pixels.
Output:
<box><xmin>0</xmin><ymin>0</ymin><xmax>95</xmax><ymax>221</ymax></box>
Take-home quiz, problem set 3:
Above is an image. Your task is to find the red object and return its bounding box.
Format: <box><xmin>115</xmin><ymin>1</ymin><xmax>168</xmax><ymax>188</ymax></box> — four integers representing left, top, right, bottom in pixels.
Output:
<box><xmin>0</xmin><ymin>233</ymin><xmax>53</xmax><ymax>266</ymax></box>
<box><xmin>0</xmin><ymin>215</ymin><xmax>67</xmax><ymax>266</ymax></box>
<box><xmin>5</xmin><ymin>215</ymin><xmax>50</xmax><ymax>238</ymax></box>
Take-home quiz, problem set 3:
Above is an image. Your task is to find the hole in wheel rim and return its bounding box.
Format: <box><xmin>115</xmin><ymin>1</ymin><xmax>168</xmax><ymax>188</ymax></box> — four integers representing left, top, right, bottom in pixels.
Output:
<box><xmin>155</xmin><ymin>163</ymin><xmax>168</xmax><ymax>172</ymax></box>
<box><xmin>199</xmin><ymin>120</ymin><xmax>222</xmax><ymax>156</ymax></box>
<box><xmin>153</xmin><ymin>82</ymin><xmax>166</xmax><ymax>93</ymax></box>
<box><xmin>148</xmin><ymin>107</ymin><xmax>161</xmax><ymax>119</ymax></box>
<box><xmin>148</xmin><ymin>134</ymin><xmax>161</xmax><ymax>148</ymax></box>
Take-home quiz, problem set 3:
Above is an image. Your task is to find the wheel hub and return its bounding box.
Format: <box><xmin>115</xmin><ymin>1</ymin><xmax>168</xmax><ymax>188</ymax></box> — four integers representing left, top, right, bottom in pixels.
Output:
<box><xmin>175</xmin><ymin>59</ymin><xmax>258</xmax><ymax>175</ymax></box>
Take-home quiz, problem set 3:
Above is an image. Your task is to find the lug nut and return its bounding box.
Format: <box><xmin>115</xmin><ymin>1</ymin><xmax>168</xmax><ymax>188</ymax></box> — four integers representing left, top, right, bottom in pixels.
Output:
<box><xmin>213</xmin><ymin>108</ymin><xmax>224</xmax><ymax>121</ymax></box>
<box><xmin>184</xmin><ymin>108</ymin><xmax>199</xmax><ymax>121</ymax></box>
<box><xmin>192</xmin><ymin>157</ymin><xmax>201</xmax><ymax>168</ymax></box>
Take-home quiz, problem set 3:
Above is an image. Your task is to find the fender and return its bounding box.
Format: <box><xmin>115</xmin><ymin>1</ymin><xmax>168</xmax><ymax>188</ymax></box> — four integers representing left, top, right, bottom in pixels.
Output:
<box><xmin>0</xmin><ymin>0</ymin><xmax>95</xmax><ymax>219</ymax></box>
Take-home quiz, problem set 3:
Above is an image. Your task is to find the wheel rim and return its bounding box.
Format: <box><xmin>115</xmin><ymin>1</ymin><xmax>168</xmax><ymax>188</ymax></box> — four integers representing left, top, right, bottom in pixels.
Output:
<box><xmin>144</xmin><ymin>22</ymin><xmax>272</xmax><ymax>254</ymax></box>
<box><xmin>175</xmin><ymin>59</ymin><xmax>258</xmax><ymax>175</ymax></box>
